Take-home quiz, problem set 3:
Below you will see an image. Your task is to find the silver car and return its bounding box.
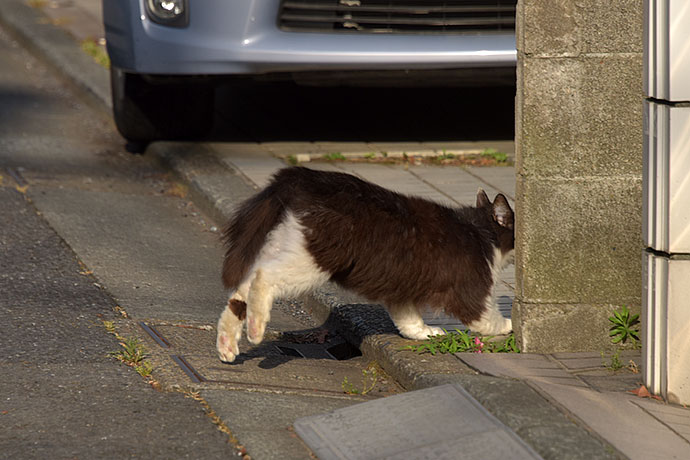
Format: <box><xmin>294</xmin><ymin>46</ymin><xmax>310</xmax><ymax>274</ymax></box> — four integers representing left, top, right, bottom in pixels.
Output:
<box><xmin>103</xmin><ymin>0</ymin><xmax>516</xmax><ymax>143</ymax></box>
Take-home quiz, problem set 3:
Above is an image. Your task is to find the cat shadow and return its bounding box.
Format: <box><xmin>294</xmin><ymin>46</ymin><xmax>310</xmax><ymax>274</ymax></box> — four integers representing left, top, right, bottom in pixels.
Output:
<box><xmin>220</xmin><ymin>298</ymin><xmax>512</xmax><ymax>370</ymax></box>
<box><xmin>222</xmin><ymin>308</ymin><xmax>393</xmax><ymax>370</ymax></box>
<box><xmin>228</xmin><ymin>346</ymin><xmax>297</xmax><ymax>369</ymax></box>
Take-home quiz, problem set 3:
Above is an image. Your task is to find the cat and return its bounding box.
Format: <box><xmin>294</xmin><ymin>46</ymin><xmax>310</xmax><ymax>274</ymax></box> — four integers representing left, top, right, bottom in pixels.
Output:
<box><xmin>216</xmin><ymin>167</ymin><xmax>514</xmax><ymax>363</ymax></box>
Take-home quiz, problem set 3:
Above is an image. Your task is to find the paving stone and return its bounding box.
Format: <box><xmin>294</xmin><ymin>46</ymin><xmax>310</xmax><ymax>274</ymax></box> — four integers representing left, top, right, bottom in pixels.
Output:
<box><xmin>294</xmin><ymin>384</ymin><xmax>541</xmax><ymax>460</ymax></box>
<box><xmin>552</xmin><ymin>355</ymin><xmax>605</xmax><ymax>370</ymax></box>
<box><xmin>302</xmin><ymin>162</ymin><xmax>343</xmax><ymax>172</ymax></box>
<box><xmin>457</xmin><ymin>353</ymin><xmax>588</xmax><ymax>387</ymax></box>
<box><xmin>407</xmin><ymin>165</ymin><xmax>501</xmax><ymax>205</ymax></box>
<box><xmin>553</xmin><ymin>350</ymin><xmax>641</xmax><ymax>372</ymax></box>
<box><xmin>632</xmin><ymin>398</ymin><xmax>690</xmax><ymax>443</ymax></box>
<box><xmin>203</xmin><ymin>389</ymin><xmax>357</xmax><ymax>460</ymax></box>
<box><xmin>334</xmin><ymin>162</ymin><xmax>451</xmax><ymax>204</ymax></box>
<box><xmin>551</xmin><ymin>351</ymin><xmax>603</xmax><ymax>360</ymax></box>
<box><xmin>218</xmin><ymin>151</ymin><xmax>286</xmax><ymax>189</ymax></box>
<box><xmin>464</xmin><ymin>166</ymin><xmax>516</xmax><ymax>200</ymax></box>
<box><xmin>536</xmin><ymin>382</ymin><xmax>690</xmax><ymax>459</ymax></box>
<box><xmin>578</xmin><ymin>374</ymin><xmax>643</xmax><ymax>393</ymax></box>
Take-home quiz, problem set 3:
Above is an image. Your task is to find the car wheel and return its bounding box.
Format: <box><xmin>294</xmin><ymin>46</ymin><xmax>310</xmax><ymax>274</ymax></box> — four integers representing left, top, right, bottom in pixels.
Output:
<box><xmin>110</xmin><ymin>66</ymin><xmax>215</xmax><ymax>144</ymax></box>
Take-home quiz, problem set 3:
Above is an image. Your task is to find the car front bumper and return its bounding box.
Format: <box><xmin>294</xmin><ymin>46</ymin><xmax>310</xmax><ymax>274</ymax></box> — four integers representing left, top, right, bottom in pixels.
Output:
<box><xmin>104</xmin><ymin>0</ymin><xmax>516</xmax><ymax>76</ymax></box>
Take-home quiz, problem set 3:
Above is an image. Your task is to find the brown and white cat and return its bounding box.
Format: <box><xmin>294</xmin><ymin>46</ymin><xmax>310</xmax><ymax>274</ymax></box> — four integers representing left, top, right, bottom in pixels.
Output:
<box><xmin>216</xmin><ymin>167</ymin><xmax>514</xmax><ymax>363</ymax></box>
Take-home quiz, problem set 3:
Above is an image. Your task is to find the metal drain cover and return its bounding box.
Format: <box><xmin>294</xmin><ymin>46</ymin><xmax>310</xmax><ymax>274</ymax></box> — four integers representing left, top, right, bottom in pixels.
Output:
<box><xmin>294</xmin><ymin>384</ymin><xmax>542</xmax><ymax>460</ymax></box>
<box><xmin>137</xmin><ymin>322</ymin><xmax>397</xmax><ymax>396</ymax></box>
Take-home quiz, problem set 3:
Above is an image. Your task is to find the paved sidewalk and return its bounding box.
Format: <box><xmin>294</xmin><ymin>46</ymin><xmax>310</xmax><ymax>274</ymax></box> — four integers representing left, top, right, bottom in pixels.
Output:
<box><xmin>2</xmin><ymin>0</ymin><xmax>690</xmax><ymax>459</ymax></box>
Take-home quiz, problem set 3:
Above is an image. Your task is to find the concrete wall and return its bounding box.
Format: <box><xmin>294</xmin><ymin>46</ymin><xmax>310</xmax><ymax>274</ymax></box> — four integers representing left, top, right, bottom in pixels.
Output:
<box><xmin>514</xmin><ymin>0</ymin><xmax>644</xmax><ymax>352</ymax></box>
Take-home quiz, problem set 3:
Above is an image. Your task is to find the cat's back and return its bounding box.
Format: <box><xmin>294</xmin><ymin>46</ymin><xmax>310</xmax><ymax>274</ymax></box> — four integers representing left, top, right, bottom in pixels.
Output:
<box><xmin>271</xmin><ymin>167</ymin><xmax>484</xmax><ymax>247</ymax></box>
<box><xmin>272</xmin><ymin>167</ymin><xmax>441</xmax><ymax>220</ymax></box>
<box><xmin>272</xmin><ymin>166</ymin><xmax>385</xmax><ymax>199</ymax></box>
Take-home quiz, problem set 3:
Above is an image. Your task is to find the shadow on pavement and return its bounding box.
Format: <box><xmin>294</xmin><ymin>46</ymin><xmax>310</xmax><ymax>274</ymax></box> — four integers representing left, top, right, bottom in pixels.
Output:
<box><xmin>210</xmin><ymin>83</ymin><xmax>516</xmax><ymax>143</ymax></box>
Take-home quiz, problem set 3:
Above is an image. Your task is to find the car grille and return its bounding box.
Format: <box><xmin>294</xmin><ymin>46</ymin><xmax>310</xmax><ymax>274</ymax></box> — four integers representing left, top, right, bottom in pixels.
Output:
<box><xmin>278</xmin><ymin>0</ymin><xmax>516</xmax><ymax>34</ymax></box>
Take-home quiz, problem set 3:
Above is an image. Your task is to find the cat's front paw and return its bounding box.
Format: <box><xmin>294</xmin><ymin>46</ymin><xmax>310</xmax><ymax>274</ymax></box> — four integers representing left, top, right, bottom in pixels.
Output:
<box><xmin>216</xmin><ymin>305</ymin><xmax>243</xmax><ymax>363</ymax></box>
<box><xmin>400</xmin><ymin>324</ymin><xmax>446</xmax><ymax>341</ymax></box>
<box><xmin>466</xmin><ymin>314</ymin><xmax>512</xmax><ymax>336</ymax></box>
<box><xmin>497</xmin><ymin>317</ymin><xmax>512</xmax><ymax>335</ymax></box>
<box><xmin>217</xmin><ymin>332</ymin><xmax>239</xmax><ymax>363</ymax></box>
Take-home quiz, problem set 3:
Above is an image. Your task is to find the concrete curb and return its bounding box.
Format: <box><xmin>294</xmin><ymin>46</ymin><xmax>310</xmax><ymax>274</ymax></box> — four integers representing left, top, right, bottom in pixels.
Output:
<box><xmin>0</xmin><ymin>3</ymin><xmax>621</xmax><ymax>458</ymax></box>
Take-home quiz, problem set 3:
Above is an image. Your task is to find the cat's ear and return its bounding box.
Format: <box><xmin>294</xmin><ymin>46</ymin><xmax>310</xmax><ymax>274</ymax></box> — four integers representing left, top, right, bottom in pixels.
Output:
<box><xmin>492</xmin><ymin>194</ymin><xmax>514</xmax><ymax>229</ymax></box>
<box><xmin>476</xmin><ymin>188</ymin><xmax>490</xmax><ymax>208</ymax></box>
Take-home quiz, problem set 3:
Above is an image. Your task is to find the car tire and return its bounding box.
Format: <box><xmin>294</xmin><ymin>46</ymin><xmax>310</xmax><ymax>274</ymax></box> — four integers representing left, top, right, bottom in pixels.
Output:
<box><xmin>110</xmin><ymin>66</ymin><xmax>215</xmax><ymax>144</ymax></box>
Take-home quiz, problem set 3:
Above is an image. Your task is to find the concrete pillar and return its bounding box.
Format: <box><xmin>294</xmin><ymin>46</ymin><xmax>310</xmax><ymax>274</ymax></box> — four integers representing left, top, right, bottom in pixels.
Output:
<box><xmin>643</xmin><ymin>0</ymin><xmax>690</xmax><ymax>405</ymax></box>
<box><xmin>514</xmin><ymin>1</ymin><xmax>644</xmax><ymax>352</ymax></box>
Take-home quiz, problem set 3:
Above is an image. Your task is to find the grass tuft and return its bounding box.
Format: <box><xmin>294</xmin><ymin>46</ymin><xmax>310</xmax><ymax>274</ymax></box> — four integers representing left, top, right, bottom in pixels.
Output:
<box><xmin>402</xmin><ymin>329</ymin><xmax>519</xmax><ymax>355</ymax></box>
<box><xmin>342</xmin><ymin>363</ymin><xmax>379</xmax><ymax>395</ymax></box>
<box><xmin>81</xmin><ymin>39</ymin><xmax>110</xmax><ymax>69</ymax></box>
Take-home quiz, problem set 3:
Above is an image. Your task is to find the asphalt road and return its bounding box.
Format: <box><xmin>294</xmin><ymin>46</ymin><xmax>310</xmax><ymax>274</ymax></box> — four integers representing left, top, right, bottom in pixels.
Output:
<box><xmin>0</xmin><ymin>24</ymin><xmax>403</xmax><ymax>459</ymax></box>
<box><xmin>0</xmin><ymin>26</ymin><xmax>238</xmax><ymax>459</ymax></box>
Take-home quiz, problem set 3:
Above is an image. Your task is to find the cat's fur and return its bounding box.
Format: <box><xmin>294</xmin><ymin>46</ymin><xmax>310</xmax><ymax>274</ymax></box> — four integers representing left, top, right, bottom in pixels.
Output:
<box><xmin>216</xmin><ymin>167</ymin><xmax>514</xmax><ymax>363</ymax></box>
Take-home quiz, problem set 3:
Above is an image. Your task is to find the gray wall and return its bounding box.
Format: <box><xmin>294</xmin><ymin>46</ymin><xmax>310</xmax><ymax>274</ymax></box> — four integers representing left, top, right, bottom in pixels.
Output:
<box><xmin>514</xmin><ymin>0</ymin><xmax>644</xmax><ymax>352</ymax></box>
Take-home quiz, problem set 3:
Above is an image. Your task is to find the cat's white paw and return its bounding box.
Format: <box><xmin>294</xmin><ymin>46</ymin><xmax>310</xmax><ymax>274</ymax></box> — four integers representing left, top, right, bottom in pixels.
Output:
<box><xmin>246</xmin><ymin>314</ymin><xmax>267</xmax><ymax>345</ymax></box>
<box><xmin>399</xmin><ymin>324</ymin><xmax>445</xmax><ymax>341</ymax></box>
<box><xmin>217</xmin><ymin>302</ymin><xmax>244</xmax><ymax>363</ymax></box>
<box><xmin>217</xmin><ymin>332</ymin><xmax>239</xmax><ymax>363</ymax></box>
<box><xmin>467</xmin><ymin>315</ymin><xmax>512</xmax><ymax>336</ymax></box>
<box><xmin>497</xmin><ymin>317</ymin><xmax>512</xmax><ymax>335</ymax></box>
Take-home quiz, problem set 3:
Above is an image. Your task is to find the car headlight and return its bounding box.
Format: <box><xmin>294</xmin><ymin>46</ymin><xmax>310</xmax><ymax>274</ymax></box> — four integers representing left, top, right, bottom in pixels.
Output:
<box><xmin>145</xmin><ymin>0</ymin><xmax>188</xmax><ymax>27</ymax></box>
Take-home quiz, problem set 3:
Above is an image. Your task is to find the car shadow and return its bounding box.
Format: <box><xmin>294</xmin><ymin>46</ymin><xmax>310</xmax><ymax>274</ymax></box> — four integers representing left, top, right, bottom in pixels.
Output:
<box><xmin>208</xmin><ymin>82</ymin><xmax>516</xmax><ymax>143</ymax></box>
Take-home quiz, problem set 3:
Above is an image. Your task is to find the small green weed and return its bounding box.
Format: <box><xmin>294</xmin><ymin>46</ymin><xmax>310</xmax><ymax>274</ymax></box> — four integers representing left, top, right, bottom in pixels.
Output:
<box><xmin>81</xmin><ymin>39</ymin><xmax>110</xmax><ymax>69</ymax></box>
<box><xmin>322</xmin><ymin>152</ymin><xmax>346</xmax><ymax>161</ymax></box>
<box><xmin>601</xmin><ymin>350</ymin><xmax>624</xmax><ymax>371</ymax></box>
<box><xmin>286</xmin><ymin>155</ymin><xmax>298</xmax><ymax>165</ymax></box>
<box><xmin>112</xmin><ymin>337</ymin><xmax>155</xmax><ymax>378</ymax></box>
<box><xmin>402</xmin><ymin>329</ymin><xmax>519</xmax><ymax>355</ymax></box>
<box><xmin>608</xmin><ymin>305</ymin><xmax>640</xmax><ymax>347</ymax></box>
<box><xmin>111</xmin><ymin>337</ymin><xmax>147</xmax><ymax>366</ymax></box>
<box><xmin>480</xmin><ymin>148</ymin><xmax>508</xmax><ymax>164</ymax></box>
<box><xmin>490</xmin><ymin>333</ymin><xmax>520</xmax><ymax>353</ymax></box>
<box><xmin>136</xmin><ymin>360</ymin><xmax>154</xmax><ymax>378</ymax></box>
<box><xmin>103</xmin><ymin>322</ymin><xmax>158</xmax><ymax>386</ymax></box>
<box><xmin>102</xmin><ymin>320</ymin><xmax>116</xmax><ymax>334</ymax></box>
<box><xmin>342</xmin><ymin>364</ymin><xmax>378</xmax><ymax>395</ymax></box>
<box><xmin>428</xmin><ymin>151</ymin><xmax>457</xmax><ymax>164</ymax></box>
<box><xmin>364</xmin><ymin>152</ymin><xmax>376</xmax><ymax>159</ymax></box>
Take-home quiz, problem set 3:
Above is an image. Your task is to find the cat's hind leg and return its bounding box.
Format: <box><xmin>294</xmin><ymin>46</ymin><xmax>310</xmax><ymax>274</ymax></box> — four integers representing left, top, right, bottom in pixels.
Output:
<box><xmin>243</xmin><ymin>212</ymin><xmax>331</xmax><ymax>345</ymax></box>
<box><xmin>217</xmin><ymin>284</ymin><xmax>250</xmax><ymax>363</ymax></box>
<box><xmin>245</xmin><ymin>269</ymin><xmax>274</xmax><ymax>345</ymax></box>
<box><xmin>465</xmin><ymin>295</ymin><xmax>512</xmax><ymax>335</ymax></box>
<box><xmin>388</xmin><ymin>304</ymin><xmax>445</xmax><ymax>340</ymax></box>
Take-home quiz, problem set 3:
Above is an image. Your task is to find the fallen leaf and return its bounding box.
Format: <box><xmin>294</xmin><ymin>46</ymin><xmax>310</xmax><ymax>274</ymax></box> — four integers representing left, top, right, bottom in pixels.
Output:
<box><xmin>628</xmin><ymin>385</ymin><xmax>663</xmax><ymax>401</ymax></box>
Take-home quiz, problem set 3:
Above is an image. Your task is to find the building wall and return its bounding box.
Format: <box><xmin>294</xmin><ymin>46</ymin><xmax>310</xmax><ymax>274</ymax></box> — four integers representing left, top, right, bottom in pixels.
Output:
<box><xmin>514</xmin><ymin>0</ymin><xmax>644</xmax><ymax>352</ymax></box>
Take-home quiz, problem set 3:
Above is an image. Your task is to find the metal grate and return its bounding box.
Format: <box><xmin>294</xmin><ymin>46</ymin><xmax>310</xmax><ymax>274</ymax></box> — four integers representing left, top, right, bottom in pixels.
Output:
<box><xmin>278</xmin><ymin>0</ymin><xmax>516</xmax><ymax>34</ymax></box>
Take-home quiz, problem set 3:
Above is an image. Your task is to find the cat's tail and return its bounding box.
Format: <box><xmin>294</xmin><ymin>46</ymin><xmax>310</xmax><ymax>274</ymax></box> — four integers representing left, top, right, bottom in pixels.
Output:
<box><xmin>221</xmin><ymin>181</ymin><xmax>288</xmax><ymax>290</ymax></box>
